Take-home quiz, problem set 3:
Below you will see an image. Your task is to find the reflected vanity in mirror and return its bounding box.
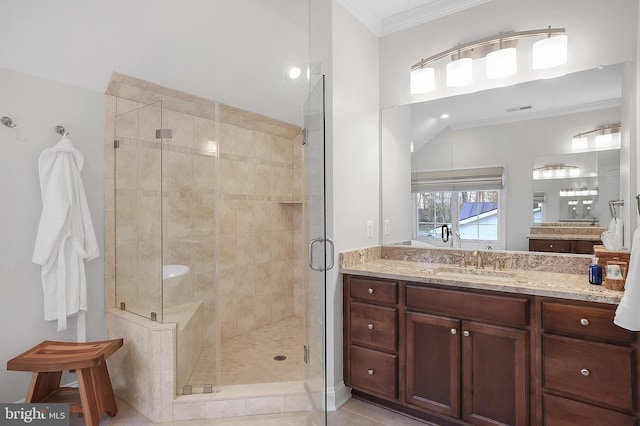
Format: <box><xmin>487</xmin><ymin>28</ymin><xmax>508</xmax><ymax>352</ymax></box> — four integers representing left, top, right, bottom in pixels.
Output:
<box><xmin>381</xmin><ymin>63</ymin><xmax>628</xmax><ymax>252</ymax></box>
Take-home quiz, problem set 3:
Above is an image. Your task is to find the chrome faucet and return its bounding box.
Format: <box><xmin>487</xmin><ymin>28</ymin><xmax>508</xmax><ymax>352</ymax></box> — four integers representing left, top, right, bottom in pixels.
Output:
<box><xmin>472</xmin><ymin>250</ymin><xmax>483</xmax><ymax>269</ymax></box>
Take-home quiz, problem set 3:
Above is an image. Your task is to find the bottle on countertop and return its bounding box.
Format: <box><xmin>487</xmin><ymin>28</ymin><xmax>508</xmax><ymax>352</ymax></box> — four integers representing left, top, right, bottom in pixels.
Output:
<box><xmin>588</xmin><ymin>257</ymin><xmax>602</xmax><ymax>285</ymax></box>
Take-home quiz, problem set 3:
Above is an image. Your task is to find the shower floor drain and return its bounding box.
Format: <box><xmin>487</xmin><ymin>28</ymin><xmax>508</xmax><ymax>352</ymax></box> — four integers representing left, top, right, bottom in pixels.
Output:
<box><xmin>273</xmin><ymin>355</ymin><xmax>287</xmax><ymax>361</ymax></box>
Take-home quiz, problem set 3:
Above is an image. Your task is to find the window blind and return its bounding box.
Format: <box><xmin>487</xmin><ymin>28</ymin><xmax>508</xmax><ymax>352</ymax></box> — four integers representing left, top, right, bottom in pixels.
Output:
<box><xmin>411</xmin><ymin>166</ymin><xmax>504</xmax><ymax>192</ymax></box>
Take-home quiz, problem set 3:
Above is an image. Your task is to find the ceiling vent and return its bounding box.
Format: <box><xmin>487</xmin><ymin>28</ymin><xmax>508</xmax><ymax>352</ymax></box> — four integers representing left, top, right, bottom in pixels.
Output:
<box><xmin>506</xmin><ymin>105</ymin><xmax>533</xmax><ymax>112</ymax></box>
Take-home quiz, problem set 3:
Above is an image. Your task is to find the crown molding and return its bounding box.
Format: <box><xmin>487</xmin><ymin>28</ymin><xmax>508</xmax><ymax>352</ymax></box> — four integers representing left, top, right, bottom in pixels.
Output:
<box><xmin>381</xmin><ymin>0</ymin><xmax>492</xmax><ymax>37</ymax></box>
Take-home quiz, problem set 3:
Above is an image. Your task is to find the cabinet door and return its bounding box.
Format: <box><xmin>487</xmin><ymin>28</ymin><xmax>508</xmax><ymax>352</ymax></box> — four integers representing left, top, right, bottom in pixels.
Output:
<box><xmin>461</xmin><ymin>321</ymin><xmax>529</xmax><ymax>426</ymax></box>
<box><xmin>405</xmin><ymin>312</ymin><xmax>460</xmax><ymax>418</ymax></box>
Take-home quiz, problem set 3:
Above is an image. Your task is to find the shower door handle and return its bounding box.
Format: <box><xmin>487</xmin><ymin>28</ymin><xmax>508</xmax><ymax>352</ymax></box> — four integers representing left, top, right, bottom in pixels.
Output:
<box><xmin>309</xmin><ymin>238</ymin><xmax>334</xmax><ymax>271</ymax></box>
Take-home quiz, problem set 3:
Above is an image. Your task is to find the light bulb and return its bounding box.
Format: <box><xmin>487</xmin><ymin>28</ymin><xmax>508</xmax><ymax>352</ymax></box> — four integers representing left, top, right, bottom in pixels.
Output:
<box><xmin>533</xmin><ymin>35</ymin><xmax>568</xmax><ymax>70</ymax></box>
<box><xmin>571</xmin><ymin>136</ymin><xmax>588</xmax><ymax>150</ymax></box>
<box><xmin>410</xmin><ymin>67</ymin><xmax>435</xmax><ymax>94</ymax></box>
<box><xmin>486</xmin><ymin>47</ymin><xmax>517</xmax><ymax>79</ymax></box>
<box><xmin>446</xmin><ymin>58</ymin><xmax>473</xmax><ymax>87</ymax></box>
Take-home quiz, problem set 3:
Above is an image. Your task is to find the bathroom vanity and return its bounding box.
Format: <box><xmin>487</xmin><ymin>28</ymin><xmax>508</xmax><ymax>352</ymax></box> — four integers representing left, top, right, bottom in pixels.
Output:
<box><xmin>527</xmin><ymin>223</ymin><xmax>604</xmax><ymax>254</ymax></box>
<box><xmin>341</xmin><ymin>246</ymin><xmax>637</xmax><ymax>426</ymax></box>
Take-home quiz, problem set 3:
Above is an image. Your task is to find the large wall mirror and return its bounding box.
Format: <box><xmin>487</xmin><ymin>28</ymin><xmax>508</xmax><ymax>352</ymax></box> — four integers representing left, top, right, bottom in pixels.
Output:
<box><xmin>381</xmin><ymin>63</ymin><xmax>627</xmax><ymax>251</ymax></box>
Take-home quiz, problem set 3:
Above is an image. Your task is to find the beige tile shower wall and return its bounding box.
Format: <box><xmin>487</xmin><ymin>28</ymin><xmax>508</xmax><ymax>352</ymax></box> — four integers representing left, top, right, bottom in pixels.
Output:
<box><xmin>217</xmin><ymin>122</ymin><xmax>302</xmax><ymax>339</ymax></box>
<box><xmin>104</xmin><ymin>72</ymin><xmax>304</xmax><ymax>342</ymax></box>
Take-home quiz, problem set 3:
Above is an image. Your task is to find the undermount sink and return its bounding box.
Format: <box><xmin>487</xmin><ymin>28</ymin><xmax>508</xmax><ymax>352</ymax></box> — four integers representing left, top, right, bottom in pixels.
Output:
<box><xmin>433</xmin><ymin>266</ymin><xmax>516</xmax><ymax>282</ymax></box>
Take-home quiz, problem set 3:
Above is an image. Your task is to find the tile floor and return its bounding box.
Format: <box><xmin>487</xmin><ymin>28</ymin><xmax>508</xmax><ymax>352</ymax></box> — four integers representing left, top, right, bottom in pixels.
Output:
<box><xmin>73</xmin><ymin>316</ymin><xmax>434</xmax><ymax>425</ymax></box>
<box><xmin>187</xmin><ymin>316</ymin><xmax>304</xmax><ymax>390</ymax></box>
<box><xmin>72</xmin><ymin>397</ymin><xmax>433</xmax><ymax>425</ymax></box>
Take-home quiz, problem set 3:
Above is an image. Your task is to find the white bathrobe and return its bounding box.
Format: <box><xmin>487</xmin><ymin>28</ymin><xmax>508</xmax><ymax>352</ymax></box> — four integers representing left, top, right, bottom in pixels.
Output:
<box><xmin>32</xmin><ymin>136</ymin><xmax>99</xmax><ymax>332</ymax></box>
<box><xmin>615</xmin><ymin>226</ymin><xmax>640</xmax><ymax>330</ymax></box>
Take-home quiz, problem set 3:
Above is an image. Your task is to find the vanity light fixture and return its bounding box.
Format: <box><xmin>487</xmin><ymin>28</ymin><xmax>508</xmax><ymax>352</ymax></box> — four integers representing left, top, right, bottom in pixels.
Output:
<box><xmin>572</xmin><ymin>123</ymin><xmax>621</xmax><ymax>151</ymax></box>
<box><xmin>533</xmin><ymin>163</ymin><xmax>580</xmax><ymax>180</ymax></box>
<box><xmin>410</xmin><ymin>26</ymin><xmax>567</xmax><ymax>94</ymax></box>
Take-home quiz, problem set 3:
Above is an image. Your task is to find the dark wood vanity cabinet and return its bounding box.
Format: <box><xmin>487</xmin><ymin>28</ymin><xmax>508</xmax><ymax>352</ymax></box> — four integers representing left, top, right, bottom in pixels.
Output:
<box><xmin>539</xmin><ymin>299</ymin><xmax>637</xmax><ymax>426</ymax></box>
<box><xmin>344</xmin><ymin>276</ymin><xmax>399</xmax><ymax>401</ymax></box>
<box><xmin>344</xmin><ymin>274</ymin><xmax>640</xmax><ymax>426</ymax></box>
<box><xmin>344</xmin><ymin>275</ymin><xmax>530</xmax><ymax>425</ymax></box>
<box><xmin>405</xmin><ymin>285</ymin><xmax>530</xmax><ymax>426</ymax></box>
<box><xmin>528</xmin><ymin>238</ymin><xmax>601</xmax><ymax>254</ymax></box>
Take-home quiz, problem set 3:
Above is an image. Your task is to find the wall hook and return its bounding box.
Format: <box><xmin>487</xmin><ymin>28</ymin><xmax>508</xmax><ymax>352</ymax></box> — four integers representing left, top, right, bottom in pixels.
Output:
<box><xmin>55</xmin><ymin>125</ymin><xmax>68</xmax><ymax>136</ymax></box>
<box><xmin>1</xmin><ymin>116</ymin><xmax>17</xmax><ymax>128</ymax></box>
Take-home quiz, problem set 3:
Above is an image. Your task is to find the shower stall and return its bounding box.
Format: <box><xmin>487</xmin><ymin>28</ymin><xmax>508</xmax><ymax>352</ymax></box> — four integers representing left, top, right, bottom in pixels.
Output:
<box><xmin>112</xmin><ymin>82</ymin><xmax>326</xmax><ymax>420</ymax></box>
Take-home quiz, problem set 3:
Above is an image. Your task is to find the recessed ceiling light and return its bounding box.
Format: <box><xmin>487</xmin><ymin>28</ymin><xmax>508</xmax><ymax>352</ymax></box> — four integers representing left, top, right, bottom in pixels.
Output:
<box><xmin>440</xmin><ymin>113</ymin><xmax>450</xmax><ymax>119</ymax></box>
<box><xmin>288</xmin><ymin>67</ymin><xmax>302</xmax><ymax>79</ymax></box>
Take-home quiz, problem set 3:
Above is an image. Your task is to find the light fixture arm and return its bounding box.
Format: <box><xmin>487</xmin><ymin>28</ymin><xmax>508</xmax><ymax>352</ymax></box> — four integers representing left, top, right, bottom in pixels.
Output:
<box><xmin>411</xmin><ymin>27</ymin><xmax>565</xmax><ymax>71</ymax></box>
<box><xmin>572</xmin><ymin>123</ymin><xmax>621</xmax><ymax>138</ymax></box>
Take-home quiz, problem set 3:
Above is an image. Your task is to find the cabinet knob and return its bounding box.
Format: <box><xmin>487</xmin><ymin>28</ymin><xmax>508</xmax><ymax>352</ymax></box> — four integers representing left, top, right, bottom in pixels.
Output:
<box><xmin>463</xmin><ymin>330</ymin><xmax>470</xmax><ymax>337</ymax></box>
<box><xmin>580</xmin><ymin>318</ymin><xmax>589</xmax><ymax>326</ymax></box>
<box><xmin>550</xmin><ymin>244</ymin><xmax>554</xmax><ymax>248</ymax></box>
<box><xmin>451</xmin><ymin>329</ymin><xmax>457</xmax><ymax>335</ymax></box>
<box><xmin>367</xmin><ymin>324</ymin><xmax>374</xmax><ymax>330</ymax></box>
<box><xmin>580</xmin><ymin>368</ymin><xmax>590</xmax><ymax>377</ymax></box>
<box><xmin>368</xmin><ymin>288</ymin><xmax>374</xmax><ymax>294</ymax></box>
<box><xmin>368</xmin><ymin>369</ymin><xmax>375</xmax><ymax>375</ymax></box>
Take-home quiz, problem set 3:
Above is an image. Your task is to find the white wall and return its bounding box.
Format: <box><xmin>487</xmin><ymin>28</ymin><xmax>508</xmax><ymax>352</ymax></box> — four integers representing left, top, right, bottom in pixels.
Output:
<box><xmin>381</xmin><ymin>105</ymin><xmax>413</xmax><ymax>243</ymax></box>
<box><xmin>380</xmin><ymin>0</ymin><xmax>638</xmax><ymax>109</ymax></box>
<box><xmin>328</xmin><ymin>1</ymin><xmax>380</xmax><ymax>406</ymax></box>
<box><xmin>0</xmin><ymin>0</ymin><xmax>308</xmax><ymax>126</ymax></box>
<box><xmin>0</xmin><ymin>69</ymin><xmax>105</xmax><ymax>402</ymax></box>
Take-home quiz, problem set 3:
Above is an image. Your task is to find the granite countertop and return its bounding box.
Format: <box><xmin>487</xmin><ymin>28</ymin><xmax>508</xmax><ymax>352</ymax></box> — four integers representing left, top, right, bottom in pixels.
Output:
<box><xmin>526</xmin><ymin>234</ymin><xmax>603</xmax><ymax>241</ymax></box>
<box><xmin>341</xmin><ymin>256</ymin><xmax>623</xmax><ymax>305</ymax></box>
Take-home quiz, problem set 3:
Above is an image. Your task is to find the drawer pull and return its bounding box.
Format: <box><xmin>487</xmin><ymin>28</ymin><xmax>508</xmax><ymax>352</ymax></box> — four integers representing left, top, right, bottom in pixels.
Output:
<box><xmin>463</xmin><ymin>330</ymin><xmax>470</xmax><ymax>337</ymax></box>
<box><xmin>367</xmin><ymin>369</ymin><xmax>375</xmax><ymax>375</ymax></box>
<box><xmin>367</xmin><ymin>324</ymin><xmax>374</xmax><ymax>330</ymax></box>
<box><xmin>550</xmin><ymin>244</ymin><xmax>554</xmax><ymax>248</ymax></box>
<box><xmin>580</xmin><ymin>368</ymin><xmax>590</xmax><ymax>377</ymax></box>
<box><xmin>368</xmin><ymin>288</ymin><xmax>374</xmax><ymax>294</ymax></box>
<box><xmin>580</xmin><ymin>318</ymin><xmax>589</xmax><ymax>326</ymax></box>
<box><xmin>451</xmin><ymin>328</ymin><xmax>457</xmax><ymax>335</ymax></box>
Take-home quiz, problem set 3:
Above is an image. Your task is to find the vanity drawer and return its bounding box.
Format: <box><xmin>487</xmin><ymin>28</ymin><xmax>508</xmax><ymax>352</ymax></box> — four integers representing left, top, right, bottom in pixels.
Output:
<box><xmin>542</xmin><ymin>301</ymin><xmax>632</xmax><ymax>343</ymax></box>
<box><xmin>529</xmin><ymin>239</ymin><xmax>572</xmax><ymax>253</ymax></box>
<box><xmin>543</xmin><ymin>394</ymin><xmax>636</xmax><ymax>426</ymax></box>
<box><xmin>574</xmin><ymin>240</ymin><xmax>600</xmax><ymax>255</ymax></box>
<box><xmin>350</xmin><ymin>302</ymin><xmax>397</xmax><ymax>352</ymax></box>
<box><xmin>350</xmin><ymin>277</ymin><xmax>398</xmax><ymax>305</ymax></box>
<box><xmin>350</xmin><ymin>345</ymin><xmax>398</xmax><ymax>400</ymax></box>
<box><xmin>542</xmin><ymin>334</ymin><xmax>634</xmax><ymax>411</ymax></box>
<box><xmin>406</xmin><ymin>285</ymin><xmax>529</xmax><ymax>326</ymax></box>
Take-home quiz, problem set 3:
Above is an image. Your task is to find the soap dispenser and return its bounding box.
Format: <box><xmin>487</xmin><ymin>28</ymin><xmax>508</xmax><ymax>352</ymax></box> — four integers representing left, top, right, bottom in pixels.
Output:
<box><xmin>589</xmin><ymin>257</ymin><xmax>602</xmax><ymax>285</ymax></box>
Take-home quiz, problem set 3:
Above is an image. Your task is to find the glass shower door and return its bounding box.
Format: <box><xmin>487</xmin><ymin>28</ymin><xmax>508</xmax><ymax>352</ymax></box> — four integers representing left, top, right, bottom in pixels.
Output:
<box><xmin>304</xmin><ymin>75</ymin><xmax>328</xmax><ymax>425</ymax></box>
<box><xmin>114</xmin><ymin>101</ymin><xmax>163</xmax><ymax>321</ymax></box>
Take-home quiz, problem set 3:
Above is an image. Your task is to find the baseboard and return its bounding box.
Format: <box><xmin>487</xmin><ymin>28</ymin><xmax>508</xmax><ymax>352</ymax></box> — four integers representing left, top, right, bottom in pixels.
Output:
<box><xmin>327</xmin><ymin>381</ymin><xmax>351</xmax><ymax>411</ymax></box>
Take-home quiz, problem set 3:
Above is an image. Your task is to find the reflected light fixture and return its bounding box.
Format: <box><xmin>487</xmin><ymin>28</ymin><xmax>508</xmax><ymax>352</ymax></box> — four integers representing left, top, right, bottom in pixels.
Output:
<box><xmin>572</xmin><ymin>123</ymin><xmax>621</xmax><ymax>151</ymax></box>
<box><xmin>410</xmin><ymin>26</ymin><xmax>567</xmax><ymax>94</ymax></box>
<box><xmin>533</xmin><ymin>163</ymin><xmax>580</xmax><ymax>180</ymax></box>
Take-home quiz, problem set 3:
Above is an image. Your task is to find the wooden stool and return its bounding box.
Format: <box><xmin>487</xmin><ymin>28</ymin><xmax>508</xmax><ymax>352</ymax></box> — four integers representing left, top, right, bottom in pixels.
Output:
<box><xmin>7</xmin><ymin>339</ymin><xmax>123</xmax><ymax>426</ymax></box>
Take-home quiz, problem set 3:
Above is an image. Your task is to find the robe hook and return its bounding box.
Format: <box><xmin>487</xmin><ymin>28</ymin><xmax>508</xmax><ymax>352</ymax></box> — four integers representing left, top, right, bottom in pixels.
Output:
<box><xmin>55</xmin><ymin>125</ymin><xmax>68</xmax><ymax>136</ymax></box>
<box><xmin>1</xmin><ymin>116</ymin><xmax>17</xmax><ymax>128</ymax></box>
